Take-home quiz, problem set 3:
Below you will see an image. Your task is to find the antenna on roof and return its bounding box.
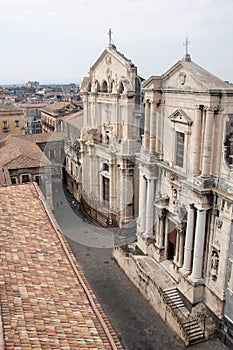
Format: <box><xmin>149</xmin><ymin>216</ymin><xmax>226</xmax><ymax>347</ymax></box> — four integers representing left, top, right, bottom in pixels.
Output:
<box><xmin>183</xmin><ymin>37</ymin><xmax>191</xmax><ymax>62</ymax></box>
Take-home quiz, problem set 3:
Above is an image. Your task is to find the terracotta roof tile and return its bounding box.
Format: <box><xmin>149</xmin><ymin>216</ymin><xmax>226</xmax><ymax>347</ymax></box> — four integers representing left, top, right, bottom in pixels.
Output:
<box><xmin>0</xmin><ymin>183</ymin><xmax>122</xmax><ymax>349</ymax></box>
<box><xmin>0</xmin><ymin>135</ymin><xmax>51</xmax><ymax>169</ymax></box>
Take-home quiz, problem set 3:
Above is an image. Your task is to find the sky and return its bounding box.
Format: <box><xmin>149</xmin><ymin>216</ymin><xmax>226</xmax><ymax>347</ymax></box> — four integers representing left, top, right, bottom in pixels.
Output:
<box><xmin>1</xmin><ymin>0</ymin><xmax>233</xmax><ymax>85</ymax></box>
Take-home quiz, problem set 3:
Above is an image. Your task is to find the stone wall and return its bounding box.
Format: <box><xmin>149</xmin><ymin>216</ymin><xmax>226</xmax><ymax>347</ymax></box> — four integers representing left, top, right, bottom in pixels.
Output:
<box><xmin>113</xmin><ymin>247</ymin><xmax>189</xmax><ymax>346</ymax></box>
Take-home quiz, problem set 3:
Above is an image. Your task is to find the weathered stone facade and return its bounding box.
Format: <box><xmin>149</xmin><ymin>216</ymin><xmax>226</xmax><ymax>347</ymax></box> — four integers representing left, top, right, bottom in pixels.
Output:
<box><xmin>79</xmin><ymin>43</ymin><xmax>143</xmax><ymax>228</ymax></box>
<box><xmin>122</xmin><ymin>53</ymin><xmax>233</xmax><ymax>346</ymax></box>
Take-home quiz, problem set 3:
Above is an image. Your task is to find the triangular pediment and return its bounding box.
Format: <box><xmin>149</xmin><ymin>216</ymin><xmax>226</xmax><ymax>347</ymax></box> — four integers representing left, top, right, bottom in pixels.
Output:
<box><xmin>169</xmin><ymin>109</ymin><xmax>192</xmax><ymax>126</ymax></box>
<box><xmin>89</xmin><ymin>46</ymin><xmax>136</xmax><ymax>83</ymax></box>
<box><xmin>162</xmin><ymin>58</ymin><xmax>231</xmax><ymax>92</ymax></box>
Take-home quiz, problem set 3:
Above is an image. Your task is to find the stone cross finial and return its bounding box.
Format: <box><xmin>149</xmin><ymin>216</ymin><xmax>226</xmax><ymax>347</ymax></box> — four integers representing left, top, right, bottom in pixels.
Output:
<box><xmin>183</xmin><ymin>37</ymin><xmax>191</xmax><ymax>61</ymax></box>
<box><xmin>108</xmin><ymin>28</ymin><xmax>113</xmax><ymax>46</ymax></box>
<box><xmin>183</xmin><ymin>37</ymin><xmax>190</xmax><ymax>55</ymax></box>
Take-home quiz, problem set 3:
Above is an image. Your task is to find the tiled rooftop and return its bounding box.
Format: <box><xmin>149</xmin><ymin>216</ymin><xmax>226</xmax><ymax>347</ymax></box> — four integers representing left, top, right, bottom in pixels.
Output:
<box><xmin>0</xmin><ymin>135</ymin><xmax>51</xmax><ymax>170</ymax></box>
<box><xmin>0</xmin><ymin>183</ymin><xmax>122</xmax><ymax>349</ymax></box>
<box><xmin>18</xmin><ymin>132</ymin><xmax>66</xmax><ymax>144</ymax></box>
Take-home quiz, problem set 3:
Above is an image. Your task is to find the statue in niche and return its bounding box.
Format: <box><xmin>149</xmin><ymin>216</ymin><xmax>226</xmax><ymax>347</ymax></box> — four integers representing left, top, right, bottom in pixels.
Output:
<box><xmin>210</xmin><ymin>250</ymin><xmax>219</xmax><ymax>281</ymax></box>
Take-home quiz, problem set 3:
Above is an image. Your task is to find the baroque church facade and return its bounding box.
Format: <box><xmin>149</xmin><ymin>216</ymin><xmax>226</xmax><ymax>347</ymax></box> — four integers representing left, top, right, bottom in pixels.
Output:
<box><xmin>137</xmin><ymin>51</ymin><xmax>233</xmax><ymax>306</ymax></box>
<box><xmin>79</xmin><ymin>40</ymin><xmax>143</xmax><ymax>228</ymax></box>
<box><xmin>113</xmin><ymin>52</ymin><xmax>233</xmax><ymax>346</ymax></box>
<box><xmin>64</xmin><ymin>37</ymin><xmax>233</xmax><ymax>346</ymax></box>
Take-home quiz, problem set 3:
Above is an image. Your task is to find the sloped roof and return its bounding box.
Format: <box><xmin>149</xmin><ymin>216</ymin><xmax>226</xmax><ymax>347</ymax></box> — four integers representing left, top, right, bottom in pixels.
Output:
<box><xmin>90</xmin><ymin>44</ymin><xmax>136</xmax><ymax>72</ymax></box>
<box><xmin>0</xmin><ymin>135</ymin><xmax>51</xmax><ymax>169</ymax></box>
<box><xmin>62</xmin><ymin>110</ymin><xmax>84</xmax><ymax>130</ymax></box>
<box><xmin>0</xmin><ymin>183</ymin><xmax>122</xmax><ymax>349</ymax></box>
<box><xmin>18</xmin><ymin>132</ymin><xmax>66</xmax><ymax>144</ymax></box>
<box><xmin>163</xmin><ymin>57</ymin><xmax>233</xmax><ymax>90</ymax></box>
<box><xmin>143</xmin><ymin>56</ymin><xmax>233</xmax><ymax>92</ymax></box>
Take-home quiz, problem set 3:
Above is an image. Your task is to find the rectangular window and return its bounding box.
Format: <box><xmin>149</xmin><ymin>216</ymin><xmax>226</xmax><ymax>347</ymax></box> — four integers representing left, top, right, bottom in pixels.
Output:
<box><xmin>103</xmin><ymin>176</ymin><xmax>110</xmax><ymax>203</ymax></box>
<box><xmin>22</xmin><ymin>174</ymin><xmax>30</xmax><ymax>183</ymax></box>
<box><xmin>176</xmin><ymin>131</ymin><xmax>185</xmax><ymax>167</ymax></box>
<box><xmin>35</xmin><ymin>175</ymin><xmax>41</xmax><ymax>185</ymax></box>
<box><xmin>11</xmin><ymin>177</ymin><xmax>17</xmax><ymax>184</ymax></box>
<box><xmin>2</xmin><ymin>120</ymin><xmax>8</xmax><ymax>131</ymax></box>
<box><xmin>14</xmin><ymin>120</ymin><xmax>19</xmax><ymax>127</ymax></box>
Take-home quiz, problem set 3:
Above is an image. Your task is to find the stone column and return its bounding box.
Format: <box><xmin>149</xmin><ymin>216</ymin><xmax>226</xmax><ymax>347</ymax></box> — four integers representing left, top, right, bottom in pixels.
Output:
<box><xmin>164</xmin><ymin>220</ymin><xmax>169</xmax><ymax>260</ymax></box>
<box><xmin>120</xmin><ymin>164</ymin><xmax>126</xmax><ymax>225</ymax></box>
<box><xmin>192</xmin><ymin>107</ymin><xmax>202</xmax><ymax>176</ymax></box>
<box><xmin>201</xmin><ymin>107</ymin><xmax>214</xmax><ymax>177</ymax></box>
<box><xmin>155</xmin><ymin>108</ymin><xmax>161</xmax><ymax>155</ymax></box>
<box><xmin>89</xmin><ymin>153</ymin><xmax>93</xmax><ymax>194</ymax></box>
<box><xmin>190</xmin><ymin>209</ymin><xmax>207</xmax><ymax>281</ymax></box>
<box><xmin>109</xmin><ymin>159</ymin><xmax>115</xmax><ymax>211</ymax></box>
<box><xmin>178</xmin><ymin>227</ymin><xmax>185</xmax><ymax>267</ymax></box>
<box><xmin>144</xmin><ymin>101</ymin><xmax>150</xmax><ymax>151</ymax></box>
<box><xmin>174</xmin><ymin>230</ymin><xmax>180</xmax><ymax>266</ymax></box>
<box><xmin>182</xmin><ymin>205</ymin><xmax>195</xmax><ymax>274</ymax></box>
<box><xmin>138</xmin><ymin>171</ymin><xmax>147</xmax><ymax>233</ymax></box>
<box><xmin>158</xmin><ymin>212</ymin><xmax>165</xmax><ymax>247</ymax></box>
<box><xmin>145</xmin><ymin>178</ymin><xmax>155</xmax><ymax>237</ymax></box>
<box><xmin>149</xmin><ymin>102</ymin><xmax>156</xmax><ymax>154</ymax></box>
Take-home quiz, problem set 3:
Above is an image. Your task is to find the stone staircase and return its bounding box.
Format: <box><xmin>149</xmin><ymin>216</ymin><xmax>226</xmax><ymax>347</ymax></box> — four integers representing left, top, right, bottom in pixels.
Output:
<box><xmin>164</xmin><ymin>287</ymin><xmax>205</xmax><ymax>345</ymax></box>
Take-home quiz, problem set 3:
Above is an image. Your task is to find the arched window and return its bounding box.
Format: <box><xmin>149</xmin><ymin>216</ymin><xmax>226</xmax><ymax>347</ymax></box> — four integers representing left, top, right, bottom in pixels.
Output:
<box><xmin>110</xmin><ymin>81</ymin><xmax>114</xmax><ymax>93</ymax></box>
<box><xmin>87</xmin><ymin>82</ymin><xmax>91</xmax><ymax>92</ymax></box>
<box><xmin>102</xmin><ymin>80</ymin><xmax>108</xmax><ymax>92</ymax></box>
<box><xmin>103</xmin><ymin>163</ymin><xmax>109</xmax><ymax>171</ymax></box>
<box><xmin>95</xmin><ymin>81</ymin><xmax>101</xmax><ymax>92</ymax></box>
<box><xmin>119</xmin><ymin>82</ymin><xmax>124</xmax><ymax>94</ymax></box>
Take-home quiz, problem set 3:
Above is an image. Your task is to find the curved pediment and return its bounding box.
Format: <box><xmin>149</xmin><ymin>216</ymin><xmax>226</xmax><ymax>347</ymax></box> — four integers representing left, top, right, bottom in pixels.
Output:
<box><xmin>169</xmin><ymin>109</ymin><xmax>192</xmax><ymax>126</ymax></box>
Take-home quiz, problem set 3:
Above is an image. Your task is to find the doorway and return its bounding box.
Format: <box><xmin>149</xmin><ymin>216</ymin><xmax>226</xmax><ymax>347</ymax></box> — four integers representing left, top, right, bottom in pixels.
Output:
<box><xmin>167</xmin><ymin>220</ymin><xmax>177</xmax><ymax>260</ymax></box>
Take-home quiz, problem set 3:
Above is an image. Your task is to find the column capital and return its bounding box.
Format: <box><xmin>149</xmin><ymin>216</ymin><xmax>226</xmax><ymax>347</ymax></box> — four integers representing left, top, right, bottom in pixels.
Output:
<box><xmin>145</xmin><ymin>176</ymin><xmax>157</xmax><ymax>182</ymax></box>
<box><xmin>194</xmin><ymin>206</ymin><xmax>209</xmax><ymax>213</ymax></box>
<box><xmin>177</xmin><ymin>222</ymin><xmax>185</xmax><ymax>234</ymax></box>
<box><xmin>204</xmin><ymin>105</ymin><xmax>218</xmax><ymax>113</ymax></box>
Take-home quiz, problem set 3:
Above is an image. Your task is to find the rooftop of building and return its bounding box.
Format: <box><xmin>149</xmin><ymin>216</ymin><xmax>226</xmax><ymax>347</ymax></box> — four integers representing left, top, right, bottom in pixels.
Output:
<box><xmin>0</xmin><ymin>134</ymin><xmax>51</xmax><ymax>171</ymax></box>
<box><xmin>18</xmin><ymin>131</ymin><xmax>66</xmax><ymax>144</ymax></box>
<box><xmin>0</xmin><ymin>104</ymin><xmax>24</xmax><ymax>113</ymax></box>
<box><xmin>62</xmin><ymin>110</ymin><xmax>84</xmax><ymax>130</ymax></box>
<box><xmin>41</xmin><ymin>102</ymin><xmax>82</xmax><ymax>116</ymax></box>
<box><xmin>0</xmin><ymin>183</ymin><xmax>122</xmax><ymax>349</ymax></box>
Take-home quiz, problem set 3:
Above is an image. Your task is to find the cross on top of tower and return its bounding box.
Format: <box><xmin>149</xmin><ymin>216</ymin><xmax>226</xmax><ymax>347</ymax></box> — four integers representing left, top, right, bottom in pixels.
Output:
<box><xmin>183</xmin><ymin>37</ymin><xmax>190</xmax><ymax>55</ymax></box>
<box><xmin>183</xmin><ymin>37</ymin><xmax>191</xmax><ymax>62</ymax></box>
<box><xmin>108</xmin><ymin>28</ymin><xmax>113</xmax><ymax>46</ymax></box>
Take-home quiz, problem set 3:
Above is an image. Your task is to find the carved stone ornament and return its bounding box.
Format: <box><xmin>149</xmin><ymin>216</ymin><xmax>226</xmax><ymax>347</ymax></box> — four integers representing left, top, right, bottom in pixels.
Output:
<box><xmin>178</xmin><ymin>72</ymin><xmax>186</xmax><ymax>85</ymax></box>
<box><xmin>216</xmin><ymin>218</ymin><xmax>223</xmax><ymax>229</ymax></box>
<box><xmin>210</xmin><ymin>250</ymin><xmax>219</xmax><ymax>281</ymax></box>
<box><xmin>105</xmin><ymin>55</ymin><xmax>112</xmax><ymax>65</ymax></box>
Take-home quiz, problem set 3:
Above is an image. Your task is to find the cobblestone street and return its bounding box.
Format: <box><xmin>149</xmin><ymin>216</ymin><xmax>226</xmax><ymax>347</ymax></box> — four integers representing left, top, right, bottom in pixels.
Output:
<box><xmin>53</xmin><ymin>181</ymin><xmax>227</xmax><ymax>349</ymax></box>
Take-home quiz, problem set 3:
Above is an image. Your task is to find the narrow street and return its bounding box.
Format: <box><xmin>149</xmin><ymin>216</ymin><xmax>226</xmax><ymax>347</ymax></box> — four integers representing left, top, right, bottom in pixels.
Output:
<box><xmin>52</xmin><ymin>180</ymin><xmax>226</xmax><ymax>350</ymax></box>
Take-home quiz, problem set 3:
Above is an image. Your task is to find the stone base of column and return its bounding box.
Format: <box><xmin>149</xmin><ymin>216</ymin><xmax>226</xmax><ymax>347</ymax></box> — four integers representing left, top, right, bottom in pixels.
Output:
<box><xmin>178</xmin><ymin>275</ymin><xmax>204</xmax><ymax>304</ymax></box>
<box><xmin>136</xmin><ymin>235</ymin><xmax>149</xmax><ymax>255</ymax></box>
<box><xmin>187</xmin><ymin>275</ymin><xmax>205</xmax><ymax>287</ymax></box>
<box><xmin>179</xmin><ymin>267</ymin><xmax>191</xmax><ymax>277</ymax></box>
<box><xmin>153</xmin><ymin>244</ymin><xmax>164</xmax><ymax>263</ymax></box>
<box><xmin>142</xmin><ymin>232</ymin><xmax>155</xmax><ymax>243</ymax></box>
<box><xmin>194</xmin><ymin>176</ymin><xmax>214</xmax><ymax>189</ymax></box>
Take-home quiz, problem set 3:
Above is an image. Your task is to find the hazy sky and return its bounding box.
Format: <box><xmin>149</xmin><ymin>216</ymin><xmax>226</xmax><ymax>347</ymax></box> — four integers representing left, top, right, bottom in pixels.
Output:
<box><xmin>1</xmin><ymin>0</ymin><xmax>233</xmax><ymax>85</ymax></box>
